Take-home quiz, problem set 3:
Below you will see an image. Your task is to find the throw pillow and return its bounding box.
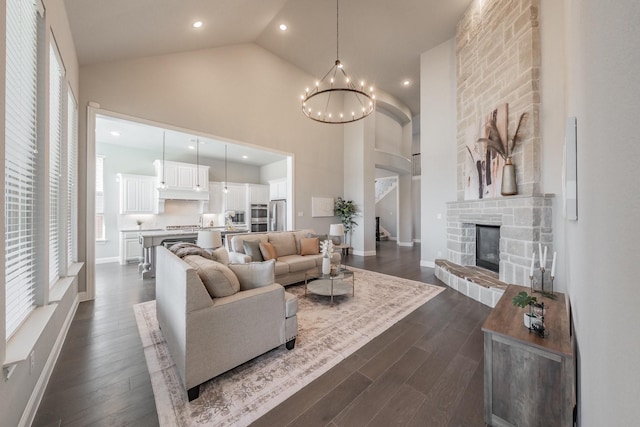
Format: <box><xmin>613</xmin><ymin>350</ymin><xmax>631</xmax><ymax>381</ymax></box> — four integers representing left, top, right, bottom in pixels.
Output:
<box><xmin>307</xmin><ymin>233</ymin><xmax>328</xmax><ymax>251</ymax></box>
<box><xmin>183</xmin><ymin>255</ymin><xmax>240</xmax><ymax>298</ymax></box>
<box><xmin>228</xmin><ymin>260</ymin><xmax>275</xmax><ymax>291</ymax></box>
<box><xmin>211</xmin><ymin>246</ymin><xmax>230</xmax><ymax>265</ymax></box>
<box><xmin>242</xmin><ymin>239</ymin><xmax>264</xmax><ymax>262</ymax></box>
<box><xmin>300</xmin><ymin>237</ymin><xmax>320</xmax><ymax>255</ymax></box>
<box><xmin>259</xmin><ymin>242</ymin><xmax>277</xmax><ymax>260</ymax></box>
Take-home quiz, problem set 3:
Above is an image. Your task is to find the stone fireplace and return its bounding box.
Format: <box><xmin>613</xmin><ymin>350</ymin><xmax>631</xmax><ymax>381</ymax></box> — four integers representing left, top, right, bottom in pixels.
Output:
<box><xmin>436</xmin><ymin>194</ymin><xmax>554</xmax><ymax>307</ymax></box>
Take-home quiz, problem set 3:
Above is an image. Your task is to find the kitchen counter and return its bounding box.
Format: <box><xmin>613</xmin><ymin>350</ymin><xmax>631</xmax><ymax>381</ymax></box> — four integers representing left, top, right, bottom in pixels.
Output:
<box><xmin>138</xmin><ymin>227</ymin><xmax>248</xmax><ymax>278</ymax></box>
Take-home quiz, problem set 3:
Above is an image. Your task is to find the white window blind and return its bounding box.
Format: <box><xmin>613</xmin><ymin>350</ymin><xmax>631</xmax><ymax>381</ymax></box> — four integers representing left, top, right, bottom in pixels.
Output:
<box><xmin>5</xmin><ymin>0</ymin><xmax>39</xmax><ymax>338</ymax></box>
<box><xmin>49</xmin><ymin>42</ymin><xmax>65</xmax><ymax>286</ymax></box>
<box><xmin>67</xmin><ymin>90</ymin><xmax>78</xmax><ymax>266</ymax></box>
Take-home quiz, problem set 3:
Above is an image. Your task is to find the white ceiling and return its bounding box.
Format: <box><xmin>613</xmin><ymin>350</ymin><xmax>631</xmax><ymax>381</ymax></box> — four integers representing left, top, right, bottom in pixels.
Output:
<box><xmin>64</xmin><ymin>0</ymin><xmax>471</xmax><ymax>115</ymax></box>
<box><xmin>96</xmin><ymin>114</ymin><xmax>287</xmax><ymax>166</ymax></box>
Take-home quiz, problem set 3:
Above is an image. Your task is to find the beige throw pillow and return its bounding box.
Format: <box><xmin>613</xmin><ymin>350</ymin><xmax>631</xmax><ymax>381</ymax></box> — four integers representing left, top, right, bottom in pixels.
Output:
<box><xmin>268</xmin><ymin>232</ymin><xmax>297</xmax><ymax>257</ymax></box>
<box><xmin>228</xmin><ymin>260</ymin><xmax>276</xmax><ymax>291</ymax></box>
<box><xmin>300</xmin><ymin>237</ymin><xmax>319</xmax><ymax>255</ymax></box>
<box><xmin>259</xmin><ymin>242</ymin><xmax>278</xmax><ymax>260</ymax></box>
<box><xmin>210</xmin><ymin>247</ymin><xmax>230</xmax><ymax>265</ymax></box>
<box><xmin>183</xmin><ymin>255</ymin><xmax>240</xmax><ymax>298</ymax></box>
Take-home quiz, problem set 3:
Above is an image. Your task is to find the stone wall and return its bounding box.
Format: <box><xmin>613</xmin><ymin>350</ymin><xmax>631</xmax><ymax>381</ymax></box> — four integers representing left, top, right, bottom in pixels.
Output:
<box><xmin>456</xmin><ymin>0</ymin><xmax>541</xmax><ymax>200</ymax></box>
<box><xmin>447</xmin><ymin>194</ymin><xmax>553</xmax><ymax>286</ymax></box>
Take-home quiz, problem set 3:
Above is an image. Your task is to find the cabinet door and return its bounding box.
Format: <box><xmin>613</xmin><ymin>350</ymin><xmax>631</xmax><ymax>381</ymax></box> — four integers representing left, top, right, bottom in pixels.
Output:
<box><xmin>137</xmin><ymin>178</ymin><xmax>155</xmax><ymax>212</ymax></box>
<box><xmin>123</xmin><ymin>178</ymin><xmax>139</xmax><ymax>212</ymax></box>
<box><xmin>249</xmin><ymin>184</ymin><xmax>269</xmax><ymax>204</ymax></box>
<box><xmin>164</xmin><ymin>164</ymin><xmax>179</xmax><ymax>188</ymax></box>
<box><xmin>269</xmin><ymin>178</ymin><xmax>287</xmax><ymax>200</ymax></box>
<box><xmin>177</xmin><ymin>165</ymin><xmax>194</xmax><ymax>189</ymax></box>
<box><xmin>120</xmin><ymin>175</ymin><xmax>156</xmax><ymax>214</ymax></box>
<box><xmin>209</xmin><ymin>182</ymin><xmax>224</xmax><ymax>213</ymax></box>
<box><xmin>125</xmin><ymin>238</ymin><xmax>142</xmax><ymax>262</ymax></box>
<box><xmin>196</xmin><ymin>166</ymin><xmax>209</xmax><ymax>191</ymax></box>
<box><xmin>226</xmin><ymin>184</ymin><xmax>247</xmax><ymax>212</ymax></box>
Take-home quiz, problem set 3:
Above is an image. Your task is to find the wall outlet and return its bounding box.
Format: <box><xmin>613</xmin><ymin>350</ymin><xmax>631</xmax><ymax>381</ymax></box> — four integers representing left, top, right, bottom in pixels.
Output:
<box><xmin>297</xmin><ymin>211</ymin><xmax>303</xmax><ymax>217</ymax></box>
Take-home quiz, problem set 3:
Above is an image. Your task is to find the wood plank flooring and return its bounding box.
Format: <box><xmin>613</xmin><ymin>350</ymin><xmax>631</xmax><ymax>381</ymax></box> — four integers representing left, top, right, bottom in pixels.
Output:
<box><xmin>33</xmin><ymin>241</ymin><xmax>490</xmax><ymax>426</ymax></box>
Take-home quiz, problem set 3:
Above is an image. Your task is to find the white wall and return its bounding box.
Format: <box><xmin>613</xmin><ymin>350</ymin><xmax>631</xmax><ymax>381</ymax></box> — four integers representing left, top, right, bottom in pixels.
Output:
<box><xmin>79</xmin><ymin>43</ymin><xmax>345</xmax><ymax>239</ymax></box>
<box><xmin>375</xmin><ymin>110</ymin><xmax>403</xmax><ymax>154</ymax></box>
<box><xmin>420</xmin><ymin>38</ymin><xmax>457</xmax><ymax>267</ymax></box>
<box><xmin>564</xmin><ymin>0</ymin><xmax>640</xmax><ymax>424</ymax></box>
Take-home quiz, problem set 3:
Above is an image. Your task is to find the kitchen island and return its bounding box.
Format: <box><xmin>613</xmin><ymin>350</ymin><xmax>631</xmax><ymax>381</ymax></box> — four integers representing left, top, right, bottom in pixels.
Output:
<box><xmin>138</xmin><ymin>227</ymin><xmax>247</xmax><ymax>278</ymax></box>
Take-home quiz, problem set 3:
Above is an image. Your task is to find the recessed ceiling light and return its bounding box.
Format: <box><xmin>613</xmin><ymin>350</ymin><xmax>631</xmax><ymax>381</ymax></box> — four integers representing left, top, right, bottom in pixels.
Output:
<box><xmin>188</xmin><ymin>145</ymin><xmax>195</xmax><ymax>150</ymax></box>
<box><xmin>193</xmin><ymin>21</ymin><xmax>203</xmax><ymax>29</ymax></box>
<box><xmin>279</xmin><ymin>24</ymin><xmax>287</xmax><ymax>31</ymax></box>
<box><xmin>242</xmin><ymin>155</ymin><xmax>248</xmax><ymax>159</ymax></box>
<box><xmin>403</xmin><ymin>80</ymin><xmax>411</xmax><ymax>86</ymax></box>
<box><xmin>110</xmin><ymin>131</ymin><xmax>120</xmax><ymax>137</ymax></box>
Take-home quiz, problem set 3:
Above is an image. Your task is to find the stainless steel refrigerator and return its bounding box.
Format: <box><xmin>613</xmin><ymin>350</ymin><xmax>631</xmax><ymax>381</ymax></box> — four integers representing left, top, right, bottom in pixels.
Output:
<box><xmin>268</xmin><ymin>200</ymin><xmax>286</xmax><ymax>231</ymax></box>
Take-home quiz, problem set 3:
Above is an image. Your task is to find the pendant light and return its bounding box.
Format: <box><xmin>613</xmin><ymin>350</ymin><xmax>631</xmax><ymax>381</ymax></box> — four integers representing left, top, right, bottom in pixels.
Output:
<box><xmin>194</xmin><ymin>138</ymin><xmax>201</xmax><ymax>192</ymax></box>
<box><xmin>158</xmin><ymin>131</ymin><xmax>166</xmax><ymax>189</ymax></box>
<box><xmin>223</xmin><ymin>144</ymin><xmax>229</xmax><ymax>193</ymax></box>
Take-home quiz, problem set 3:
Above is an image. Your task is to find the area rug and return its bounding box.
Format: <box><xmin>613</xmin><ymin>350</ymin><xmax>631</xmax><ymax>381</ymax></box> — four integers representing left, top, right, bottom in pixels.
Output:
<box><xmin>133</xmin><ymin>267</ymin><xmax>444</xmax><ymax>426</ymax></box>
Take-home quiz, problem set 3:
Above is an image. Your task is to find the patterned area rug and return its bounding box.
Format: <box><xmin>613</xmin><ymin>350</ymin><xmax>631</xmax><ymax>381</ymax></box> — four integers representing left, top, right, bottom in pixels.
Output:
<box><xmin>133</xmin><ymin>267</ymin><xmax>444</xmax><ymax>426</ymax></box>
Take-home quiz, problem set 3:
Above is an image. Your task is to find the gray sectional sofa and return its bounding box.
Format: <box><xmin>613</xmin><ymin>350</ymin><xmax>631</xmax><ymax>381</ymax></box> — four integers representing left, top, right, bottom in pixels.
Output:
<box><xmin>225</xmin><ymin>229</ymin><xmax>340</xmax><ymax>286</ymax></box>
<box><xmin>155</xmin><ymin>246</ymin><xmax>298</xmax><ymax>401</ymax></box>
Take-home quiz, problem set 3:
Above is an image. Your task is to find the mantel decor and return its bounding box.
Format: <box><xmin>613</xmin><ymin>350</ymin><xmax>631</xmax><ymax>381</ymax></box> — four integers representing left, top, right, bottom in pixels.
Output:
<box><xmin>300</xmin><ymin>0</ymin><xmax>375</xmax><ymax>124</ymax></box>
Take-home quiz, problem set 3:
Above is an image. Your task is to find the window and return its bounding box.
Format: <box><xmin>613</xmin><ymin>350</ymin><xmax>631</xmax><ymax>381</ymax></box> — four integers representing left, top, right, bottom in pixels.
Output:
<box><xmin>67</xmin><ymin>89</ymin><xmax>78</xmax><ymax>266</ymax></box>
<box><xmin>96</xmin><ymin>156</ymin><xmax>105</xmax><ymax>241</ymax></box>
<box><xmin>49</xmin><ymin>41</ymin><xmax>65</xmax><ymax>286</ymax></box>
<box><xmin>5</xmin><ymin>0</ymin><xmax>39</xmax><ymax>338</ymax></box>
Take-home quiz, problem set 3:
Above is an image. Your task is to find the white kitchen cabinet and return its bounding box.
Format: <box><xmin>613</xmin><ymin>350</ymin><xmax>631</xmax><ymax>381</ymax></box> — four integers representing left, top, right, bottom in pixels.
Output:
<box><xmin>225</xmin><ymin>183</ymin><xmax>248</xmax><ymax>212</ymax></box>
<box><xmin>208</xmin><ymin>182</ymin><xmax>224</xmax><ymax>213</ymax></box>
<box><xmin>120</xmin><ymin>231</ymin><xmax>142</xmax><ymax>265</ymax></box>
<box><xmin>249</xmin><ymin>184</ymin><xmax>269</xmax><ymax>204</ymax></box>
<box><xmin>269</xmin><ymin>178</ymin><xmax>287</xmax><ymax>200</ymax></box>
<box><xmin>154</xmin><ymin>160</ymin><xmax>209</xmax><ymax>192</ymax></box>
<box><xmin>118</xmin><ymin>174</ymin><xmax>156</xmax><ymax>214</ymax></box>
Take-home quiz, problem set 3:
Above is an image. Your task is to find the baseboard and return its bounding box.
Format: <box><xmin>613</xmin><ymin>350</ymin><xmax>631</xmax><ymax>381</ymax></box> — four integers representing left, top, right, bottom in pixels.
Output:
<box><xmin>352</xmin><ymin>249</ymin><xmax>377</xmax><ymax>256</ymax></box>
<box><xmin>420</xmin><ymin>260</ymin><xmax>435</xmax><ymax>268</ymax></box>
<box><xmin>19</xmin><ymin>294</ymin><xmax>80</xmax><ymax>427</ymax></box>
<box><xmin>397</xmin><ymin>241</ymin><xmax>414</xmax><ymax>247</ymax></box>
<box><xmin>389</xmin><ymin>236</ymin><xmax>397</xmax><ymax>241</ymax></box>
<box><xmin>95</xmin><ymin>256</ymin><xmax>119</xmax><ymax>264</ymax></box>
<box><xmin>413</xmin><ymin>238</ymin><xmax>421</xmax><ymax>243</ymax></box>
<box><xmin>78</xmin><ymin>291</ymin><xmax>90</xmax><ymax>302</ymax></box>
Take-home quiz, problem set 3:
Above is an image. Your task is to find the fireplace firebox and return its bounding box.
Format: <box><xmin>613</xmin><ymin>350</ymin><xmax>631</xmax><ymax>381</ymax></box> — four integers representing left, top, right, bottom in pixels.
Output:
<box><xmin>476</xmin><ymin>225</ymin><xmax>500</xmax><ymax>273</ymax></box>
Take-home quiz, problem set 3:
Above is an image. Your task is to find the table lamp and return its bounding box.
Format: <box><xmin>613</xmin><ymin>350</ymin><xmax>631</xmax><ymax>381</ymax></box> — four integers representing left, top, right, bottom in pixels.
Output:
<box><xmin>197</xmin><ymin>230</ymin><xmax>222</xmax><ymax>252</ymax></box>
<box><xmin>329</xmin><ymin>223</ymin><xmax>345</xmax><ymax>244</ymax></box>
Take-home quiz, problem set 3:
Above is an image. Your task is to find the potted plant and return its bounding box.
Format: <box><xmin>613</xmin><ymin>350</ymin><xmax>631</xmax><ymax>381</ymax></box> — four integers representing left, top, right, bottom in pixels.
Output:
<box><xmin>512</xmin><ymin>291</ymin><xmax>543</xmax><ymax>328</ymax></box>
<box><xmin>334</xmin><ymin>197</ymin><xmax>358</xmax><ymax>246</ymax></box>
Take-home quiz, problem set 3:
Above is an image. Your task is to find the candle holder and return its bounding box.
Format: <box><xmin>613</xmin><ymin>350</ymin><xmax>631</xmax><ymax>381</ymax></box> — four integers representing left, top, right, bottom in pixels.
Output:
<box><xmin>532</xmin><ymin>266</ymin><xmax>556</xmax><ymax>299</ymax></box>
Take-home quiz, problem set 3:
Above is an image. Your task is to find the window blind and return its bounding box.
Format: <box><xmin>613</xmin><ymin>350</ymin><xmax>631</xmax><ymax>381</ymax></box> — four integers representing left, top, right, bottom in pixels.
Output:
<box><xmin>5</xmin><ymin>0</ymin><xmax>39</xmax><ymax>338</ymax></box>
<box><xmin>67</xmin><ymin>90</ymin><xmax>78</xmax><ymax>267</ymax></box>
<box><xmin>49</xmin><ymin>42</ymin><xmax>65</xmax><ymax>286</ymax></box>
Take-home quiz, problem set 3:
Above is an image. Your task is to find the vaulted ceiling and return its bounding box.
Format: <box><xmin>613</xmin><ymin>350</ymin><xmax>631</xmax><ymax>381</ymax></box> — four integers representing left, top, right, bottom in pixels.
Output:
<box><xmin>64</xmin><ymin>0</ymin><xmax>471</xmax><ymax>115</ymax></box>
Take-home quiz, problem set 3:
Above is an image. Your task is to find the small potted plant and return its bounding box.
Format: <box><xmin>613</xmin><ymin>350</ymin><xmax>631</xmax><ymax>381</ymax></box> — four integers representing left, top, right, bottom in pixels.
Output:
<box><xmin>512</xmin><ymin>291</ymin><xmax>543</xmax><ymax>328</ymax></box>
<box><xmin>136</xmin><ymin>220</ymin><xmax>144</xmax><ymax>230</ymax></box>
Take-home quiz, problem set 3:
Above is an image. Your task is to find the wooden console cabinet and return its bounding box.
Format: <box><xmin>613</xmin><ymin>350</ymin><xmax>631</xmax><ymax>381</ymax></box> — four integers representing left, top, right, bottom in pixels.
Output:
<box><xmin>482</xmin><ymin>285</ymin><xmax>575</xmax><ymax>427</ymax></box>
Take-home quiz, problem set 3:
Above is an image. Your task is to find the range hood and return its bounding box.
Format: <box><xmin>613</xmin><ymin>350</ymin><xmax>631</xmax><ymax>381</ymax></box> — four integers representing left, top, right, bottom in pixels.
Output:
<box><xmin>156</xmin><ymin>187</ymin><xmax>209</xmax><ymax>201</ymax></box>
<box><xmin>153</xmin><ymin>160</ymin><xmax>209</xmax><ymax>213</ymax></box>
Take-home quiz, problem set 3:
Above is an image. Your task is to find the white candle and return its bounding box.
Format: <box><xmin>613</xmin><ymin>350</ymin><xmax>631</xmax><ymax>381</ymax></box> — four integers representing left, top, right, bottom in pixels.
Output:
<box><xmin>551</xmin><ymin>252</ymin><xmax>557</xmax><ymax>277</ymax></box>
<box><xmin>538</xmin><ymin>243</ymin><xmax>543</xmax><ymax>267</ymax></box>
<box><xmin>543</xmin><ymin>246</ymin><xmax>548</xmax><ymax>270</ymax></box>
<box><xmin>530</xmin><ymin>252</ymin><xmax>536</xmax><ymax>277</ymax></box>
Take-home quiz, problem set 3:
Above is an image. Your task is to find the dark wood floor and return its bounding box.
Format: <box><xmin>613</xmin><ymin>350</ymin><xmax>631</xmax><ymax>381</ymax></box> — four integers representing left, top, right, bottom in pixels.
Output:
<box><xmin>33</xmin><ymin>241</ymin><xmax>490</xmax><ymax>426</ymax></box>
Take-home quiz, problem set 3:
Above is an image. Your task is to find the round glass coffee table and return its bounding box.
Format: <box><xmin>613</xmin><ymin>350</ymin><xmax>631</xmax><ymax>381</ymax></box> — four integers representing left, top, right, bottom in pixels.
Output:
<box><xmin>304</xmin><ymin>267</ymin><xmax>354</xmax><ymax>305</ymax></box>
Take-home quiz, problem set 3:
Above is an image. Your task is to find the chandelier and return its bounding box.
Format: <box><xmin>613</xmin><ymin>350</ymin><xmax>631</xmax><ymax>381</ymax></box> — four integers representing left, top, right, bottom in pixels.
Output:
<box><xmin>301</xmin><ymin>0</ymin><xmax>375</xmax><ymax>124</ymax></box>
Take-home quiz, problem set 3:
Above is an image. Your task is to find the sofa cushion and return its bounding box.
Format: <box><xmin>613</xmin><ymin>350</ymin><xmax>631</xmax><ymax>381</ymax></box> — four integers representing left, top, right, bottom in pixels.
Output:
<box><xmin>300</xmin><ymin>237</ymin><xmax>319</xmax><ymax>255</ymax></box>
<box><xmin>210</xmin><ymin>246</ymin><xmax>230</xmax><ymax>265</ymax></box>
<box><xmin>242</xmin><ymin>239</ymin><xmax>264</xmax><ymax>262</ymax></box>
<box><xmin>268</xmin><ymin>232</ymin><xmax>297</xmax><ymax>257</ymax></box>
<box><xmin>228</xmin><ymin>260</ymin><xmax>276</xmax><ymax>291</ymax></box>
<box><xmin>274</xmin><ymin>260</ymin><xmax>290</xmax><ymax>276</ymax></box>
<box><xmin>278</xmin><ymin>254</ymin><xmax>316</xmax><ymax>273</ymax></box>
<box><xmin>169</xmin><ymin>242</ymin><xmax>214</xmax><ymax>260</ymax></box>
<box><xmin>183</xmin><ymin>255</ymin><xmax>240</xmax><ymax>298</ymax></box>
<box><xmin>284</xmin><ymin>292</ymin><xmax>298</xmax><ymax>317</ymax></box>
<box><xmin>259</xmin><ymin>241</ymin><xmax>277</xmax><ymax>260</ymax></box>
